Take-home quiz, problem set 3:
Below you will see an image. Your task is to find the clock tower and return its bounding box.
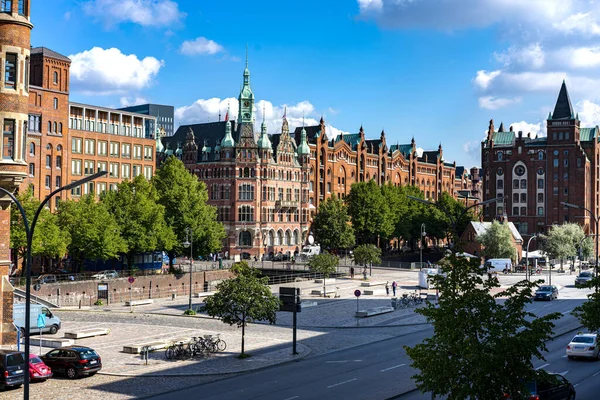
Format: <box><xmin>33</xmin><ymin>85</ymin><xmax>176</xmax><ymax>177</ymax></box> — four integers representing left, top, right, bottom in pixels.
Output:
<box><xmin>238</xmin><ymin>47</ymin><xmax>255</xmax><ymax>145</ymax></box>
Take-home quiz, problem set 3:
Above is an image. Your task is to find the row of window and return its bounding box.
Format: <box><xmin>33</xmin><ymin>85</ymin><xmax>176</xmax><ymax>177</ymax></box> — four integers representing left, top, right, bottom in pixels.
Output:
<box><xmin>70</xmin><ymin>159</ymin><xmax>152</xmax><ymax>180</ymax></box>
<box><xmin>1</xmin><ymin>1</ymin><xmax>26</xmax><ymax>15</ymax></box>
<box><xmin>69</xmin><ymin>118</ymin><xmax>146</xmax><ymax>138</ymax></box>
<box><xmin>71</xmin><ymin>138</ymin><xmax>153</xmax><ymax>160</ymax></box>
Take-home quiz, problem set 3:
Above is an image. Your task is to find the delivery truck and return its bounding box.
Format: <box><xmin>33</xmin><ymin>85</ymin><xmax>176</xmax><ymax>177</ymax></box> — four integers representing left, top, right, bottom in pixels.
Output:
<box><xmin>13</xmin><ymin>303</ymin><xmax>61</xmax><ymax>334</ymax></box>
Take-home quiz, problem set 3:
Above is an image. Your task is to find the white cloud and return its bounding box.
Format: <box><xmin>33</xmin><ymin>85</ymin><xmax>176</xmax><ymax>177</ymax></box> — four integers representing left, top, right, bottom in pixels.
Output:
<box><xmin>494</xmin><ymin>44</ymin><xmax>545</xmax><ymax>69</ymax></box>
<box><xmin>478</xmin><ymin>96</ymin><xmax>520</xmax><ymax>110</ymax></box>
<box><xmin>357</xmin><ymin>0</ymin><xmax>383</xmax><ymax>12</ymax></box>
<box><xmin>563</xmin><ymin>46</ymin><xmax>600</xmax><ymax>68</ymax></box>
<box><xmin>509</xmin><ymin>121</ymin><xmax>543</xmax><ymax>137</ymax></box>
<box><xmin>463</xmin><ymin>140</ymin><xmax>482</xmax><ymax>165</ymax></box>
<box><xmin>180</xmin><ymin>37</ymin><xmax>224</xmax><ymax>56</ymax></box>
<box><xmin>120</xmin><ymin>96</ymin><xmax>148</xmax><ymax>108</ymax></box>
<box><xmin>69</xmin><ymin>47</ymin><xmax>163</xmax><ymax>95</ymax></box>
<box><xmin>576</xmin><ymin>100</ymin><xmax>600</xmax><ymax>127</ymax></box>
<box><xmin>82</xmin><ymin>0</ymin><xmax>185</xmax><ymax>28</ymax></box>
<box><xmin>474</xmin><ymin>70</ymin><xmax>501</xmax><ymax>90</ymax></box>
<box><xmin>553</xmin><ymin>12</ymin><xmax>600</xmax><ymax>36</ymax></box>
<box><xmin>175</xmin><ymin>98</ymin><xmax>349</xmax><ymax>140</ymax></box>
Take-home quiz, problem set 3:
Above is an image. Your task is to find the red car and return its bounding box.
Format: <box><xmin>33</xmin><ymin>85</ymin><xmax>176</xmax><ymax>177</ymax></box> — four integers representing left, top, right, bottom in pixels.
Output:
<box><xmin>29</xmin><ymin>354</ymin><xmax>52</xmax><ymax>381</ymax></box>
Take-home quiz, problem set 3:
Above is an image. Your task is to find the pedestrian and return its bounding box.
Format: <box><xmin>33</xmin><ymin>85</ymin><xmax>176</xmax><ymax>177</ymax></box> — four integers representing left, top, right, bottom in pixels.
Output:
<box><xmin>363</xmin><ymin>267</ymin><xmax>368</xmax><ymax>280</ymax></box>
<box><xmin>385</xmin><ymin>281</ymin><xmax>390</xmax><ymax>296</ymax></box>
<box><xmin>427</xmin><ymin>260</ymin><xmax>431</xmax><ymax>268</ymax></box>
<box><xmin>392</xmin><ymin>281</ymin><xmax>397</xmax><ymax>296</ymax></box>
<box><xmin>350</xmin><ymin>266</ymin><xmax>355</xmax><ymax>279</ymax></box>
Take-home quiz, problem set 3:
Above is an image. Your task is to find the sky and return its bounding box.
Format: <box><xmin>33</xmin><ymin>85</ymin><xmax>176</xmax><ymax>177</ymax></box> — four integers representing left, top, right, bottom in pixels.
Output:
<box><xmin>30</xmin><ymin>0</ymin><xmax>600</xmax><ymax>168</ymax></box>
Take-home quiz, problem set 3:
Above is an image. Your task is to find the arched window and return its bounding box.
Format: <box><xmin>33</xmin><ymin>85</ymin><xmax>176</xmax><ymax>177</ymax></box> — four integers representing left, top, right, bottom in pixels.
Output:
<box><xmin>285</xmin><ymin>230</ymin><xmax>291</xmax><ymax>246</ymax></box>
<box><xmin>47</xmin><ymin>121</ymin><xmax>51</xmax><ymax>132</ymax></box>
<box><xmin>29</xmin><ymin>142</ymin><xmax>35</xmax><ymax>156</ymax></box>
<box><xmin>53</xmin><ymin>122</ymin><xmax>57</xmax><ymax>132</ymax></box>
<box><xmin>53</xmin><ymin>71</ymin><xmax>58</xmax><ymax>84</ymax></box>
<box><xmin>239</xmin><ymin>231</ymin><xmax>252</xmax><ymax>247</ymax></box>
<box><xmin>58</xmin><ymin>122</ymin><xmax>63</xmax><ymax>133</ymax></box>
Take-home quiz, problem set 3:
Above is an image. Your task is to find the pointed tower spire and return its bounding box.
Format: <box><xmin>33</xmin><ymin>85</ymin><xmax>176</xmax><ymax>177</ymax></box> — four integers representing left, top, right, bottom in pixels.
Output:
<box><xmin>258</xmin><ymin>105</ymin><xmax>272</xmax><ymax>150</ymax></box>
<box><xmin>298</xmin><ymin>123</ymin><xmax>310</xmax><ymax>156</ymax></box>
<box><xmin>221</xmin><ymin>103</ymin><xmax>235</xmax><ymax>148</ymax></box>
<box><xmin>281</xmin><ymin>106</ymin><xmax>289</xmax><ymax>136</ymax></box>
<box><xmin>551</xmin><ymin>80</ymin><xmax>574</xmax><ymax>120</ymax></box>
<box><xmin>498</xmin><ymin>122</ymin><xmax>505</xmax><ymax>132</ymax></box>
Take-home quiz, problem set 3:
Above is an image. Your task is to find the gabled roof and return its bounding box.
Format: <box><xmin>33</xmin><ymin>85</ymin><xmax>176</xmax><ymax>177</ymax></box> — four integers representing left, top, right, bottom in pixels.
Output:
<box><xmin>293</xmin><ymin>126</ymin><xmax>321</xmax><ymax>144</ymax></box>
<box><xmin>580</xmin><ymin>127</ymin><xmax>598</xmax><ymax>142</ymax></box>
<box><xmin>419</xmin><ymin>150</ymin><xmax>439</xmax><ymax>164</ymax></box>
<box><xmin>491</xmin><ymin>131</ymin><xmax>514</xmax><ymax>146</ymax></box>
<box><xmin>469</xmin><ymin>221</ymin><xmax>523</xmax><ymax>243</ymax></box>
<box><xmin>337</xmin><ymin>133</ymin><xmax>361</xmax><ymax>150</ymax></box>
<box><xmin>162</xmin><ymin>121</ymin><xmax>233</xmax><ymax>162</ymax></box>
<box><xmin>30</xmin><ymin>46</ymin><xmax>71</xmax><ymax>62</ymax></box>
<box><xmin>389</xmin><ymin>144</ymin><xmax>413</xmax><ymax>158</ymax></box>
<box><xmin>455</xmin><ymin>166</ymin><xmax>465</xmax><ymax>177</ymax></box>
<box><xmin>551</xmin><ymin>81</ymin><xmax>574</xmax><ymax>120</ymax></box>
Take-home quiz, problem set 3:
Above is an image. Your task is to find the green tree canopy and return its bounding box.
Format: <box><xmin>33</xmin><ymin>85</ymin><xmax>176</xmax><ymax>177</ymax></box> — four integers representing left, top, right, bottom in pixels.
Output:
<box><xmin>57</xmin><ymin>194</ymin><xmax>126</xmax><ymax>271</ymax></box>
<box><xmin>476</xmin><ymin>220</ymin><xmax>516</xmax><ymax>261</ymax></box>
<box><xmin>10</xmin><ymin>188</ymin><xmax>70</xmax><ymax>269</ymax></box>
<box><xmin>352</xmin><ymin>244</ymin><xmax>382</xmax><ymax>267</ymax></box>
<box><xmin>202</xmin><ymin>262</ymin><xmax>280</xmax><ymax>357</ymax></box>
<box><xmin>347</xmin><ymin>180</ymin><xmax>394</xmax><ymax>245</ymax></box>
<box><xmin>312</xmin><ymin>196</ymin><xmax>355</xmax><ymax>252</ymax></box>
<box><xmin>308</xmin><ymin>252</ymin><xmax>339</xmax><ymax>297</ymax></box>
<box><xmin>153</xmin><ymin>156</ymin><xmax>225</xmax><ymax>268</ymax></box>
<box><xmin>542</xmin><ymin>223</ymin><xmax>585</xmax><ymax>264</ymax></box>
<box><xmin>101</xmin><ymin>175</ymin><xmax>176</xmax><ymax>268</ymax></box>
<box><xmin>405</xmin><ymin>254</ymin><xmax>560</xmax><ymax>399</ymax></box>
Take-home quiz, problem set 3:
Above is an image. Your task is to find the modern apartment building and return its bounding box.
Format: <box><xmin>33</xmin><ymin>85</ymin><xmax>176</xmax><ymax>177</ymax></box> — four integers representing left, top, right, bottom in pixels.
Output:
<box><xmin>119</xmin><ymin>103</ymin><xmax>175</xmax><ymax>137</ymax></box>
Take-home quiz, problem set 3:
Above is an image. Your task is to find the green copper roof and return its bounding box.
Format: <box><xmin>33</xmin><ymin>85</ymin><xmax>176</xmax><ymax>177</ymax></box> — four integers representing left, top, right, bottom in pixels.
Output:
<box><xmin>491</xmin><ymin>131</ymin><xmax>514</xmax><ymax>145</ymax></box>
<box><xmin>580</xmin><ymin>127</ymin><xmax>597</xmax><ymax>142</ymax></box>
<box><xmin>297</xmin><ymin>127</ymin><xmax>310</xmax><ymax>156</ymax></box>
<box><xmin>389</xmin><ymin>144</ymin><xmax>413</xmax><ymax>158</ymax></box>
<box><xmin>221</xmin><ymin>120</ymin><xmax>235</xmax><ymax>147</ymax></box>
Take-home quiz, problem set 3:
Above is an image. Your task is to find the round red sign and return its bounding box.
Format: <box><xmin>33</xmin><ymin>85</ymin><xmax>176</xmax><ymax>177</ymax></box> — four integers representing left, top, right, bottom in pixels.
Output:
<box><xmin>354</xmin><ymin>289</ymin><xmax>361</xmax><ymax>297</ymax></box>
<box><xmin>128</xmin><ymin>276</ymin><xmax>135</xmax><ymax>284</ymax></box>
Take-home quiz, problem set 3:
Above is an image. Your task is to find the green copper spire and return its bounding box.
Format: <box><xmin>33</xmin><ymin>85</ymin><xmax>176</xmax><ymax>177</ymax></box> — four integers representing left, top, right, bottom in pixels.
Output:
<box><xmin>258</xmin><ymin>106</ymin><xmax>272</xmax><ymax>149</ymax></box>
<box><xmin>238</xmin><ymin>45</ymin><xmax>254</xmax><ymax>124</ymax></box>
<box><xmin>297</xmin><ymin>118</ymin><xmax>310</xmax><ymax>156</ymax></box>
<box><xmin>221</xmin><ymin>104</ymin><xmax>235</xmax><ymax>148</ymax></box>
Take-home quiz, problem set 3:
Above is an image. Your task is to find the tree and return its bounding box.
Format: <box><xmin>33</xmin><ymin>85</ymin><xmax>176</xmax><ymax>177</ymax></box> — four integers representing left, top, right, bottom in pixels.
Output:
<box><xmin>393</xmin><ymin>185</ymin><xmax>427</xmax><ymax>249</ymax></box>
<box><xmin>573</xmin><ymin>279</ymin><xmax>600</xmax><ymax>331</ymax></box>
<box><xmin>202</xmin><ymin>262</ymin><xmax>280</xmax><ymax>357</ymax></box>
<box><xmin>57</xmin><ymin>194</ymin><xmax>127</xmax><ymax>271</ymax></box>
<box><xmin>101</xmin><ymin>175</ymin><xmax>176</xmax><ymax>268</ymax></box>
<box><xmin>10</xmin><ymin>188</ymin><xmax>70</xmax><ymax>271</ymax></box>
<box><xmin>542</xmin><ymin>223</ymin><xmax>585</xmax><ymax>269</ymax></box>
<box><xmin>347</xmin><ymin>180</ymin><xmax>394</xmax><ymax>245</ymax></box>
<box><xmin>404</xmin><ymin>254</ymin><xmax>561</xmax><ymax>399</ymax></box>
<box><xmin>308</xmin><ymin>252</ymin><xmax>339</xmax><ymax>297</ymax></box>
<box><xmin>476</xmin><ymin>220</ymin><xmax>516</xmax><ymax>261</ymax></box>
<box><xmin>153</xmin><ymin>156</ymin><xmax>225</xmax><ymax>270</ymax></box>
<box><xmin>312</xmin><ymin>196</ymin><xmax>355</xmax><ymax>253</ymax></box>
<box><xmin>352</xmin><ymin>244</ymin><xmax>382</xmax><ymax>278</ymax></box>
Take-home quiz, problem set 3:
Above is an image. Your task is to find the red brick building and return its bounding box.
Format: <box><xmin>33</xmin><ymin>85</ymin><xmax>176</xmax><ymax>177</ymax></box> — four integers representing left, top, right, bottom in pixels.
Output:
<box><xmin>481</xmin><ymin>82</ymin><xmax>599</xmax><ymax>243</ymax></box>
<box><xmin>161</xmin><ymin>61</ymin><xmax>481</xmax><ymax>258</ymax></box>
<box><xmin>0</xmin><ymin>0</ymin><xmax>32</xmax><ymax>345</ymax></box>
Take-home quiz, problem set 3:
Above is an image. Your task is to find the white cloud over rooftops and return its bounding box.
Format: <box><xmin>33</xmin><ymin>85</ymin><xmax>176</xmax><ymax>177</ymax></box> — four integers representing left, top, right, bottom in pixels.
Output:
<box><xmin>180</xmin><ymin>37</ymin><xmax>225</xmax><ymax>56</ymax></box>
<box><xmin>82</xmin><ymin>0</ymin><xmax>185</xmax><ymax>28</ymax></box>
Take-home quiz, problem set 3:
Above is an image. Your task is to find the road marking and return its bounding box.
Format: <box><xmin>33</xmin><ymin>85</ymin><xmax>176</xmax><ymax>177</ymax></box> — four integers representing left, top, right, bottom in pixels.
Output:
<box><xmin>326</xmin><ymin>361</ymin><xmax>348</xmax><ymax>363</ymax></box>
<box><xmin>562</xmin><ymin>355</ymin><xmax>568</xmax><ymax>358</ymax></box>
<box><xmin>558</xmin><ymin>370</ymin><xmax>569</xmax><ymax>376</ymax></box>
<box><xmin>380</xmin><ymin>364</ymin><xmax>406</xmax><ymax>372</ymax></box>
<box><xmin>535</xmin><ymin>363</ymin><xmax>550</xmax><ymax>370</ymax></box>
<box><xmin>327</xmin><ymin>378</ymin><xmax>357</xmax><ymax>388</ymax></box>
<box><xmin>574</xmin><ymin>383</ymin><xmax>579</xmax><ymax>388</ymax></box>
<box><xmin>529</xmin><ymin>308</ymin><xmax>537</xmax><ymax>312</ymax></box>
<box><xmin>593</xmin><ymin>371</ymin><xmax>600</xmax><ymax>377</ymax></box>
<box><xmin>543</xmin><ymin>304</ymin><xmax>552</xmax><ymax>308</ymax></box>
<box><xmin>283</xmin><ymin>397</ymin><xmax>299</xmax><ymax>400</ymax></box>
<box><xmin>562</xmin><ymin>310</ymin><xmax>573</xmax><ymax>315</ymax></box>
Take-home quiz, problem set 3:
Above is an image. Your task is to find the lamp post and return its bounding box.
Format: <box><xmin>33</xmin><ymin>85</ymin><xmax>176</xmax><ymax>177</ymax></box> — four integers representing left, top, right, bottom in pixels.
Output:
<box><xmin>183</xmin><ymin>227</ymin><xmax>193</xmax><ymax>311</ymax></box>
<box><xmin>0</xmin><ymin>171</ymin><xmax>107</xmax><ymax>400</ymax></box>
<box><xmin>525</xmin><ymin>234</ymin><xmax>538</xmax><ymax>282</ymax></box>
<box><xmin>420</xmin><ymin>223</ymin><xmax>426</xmax><ymax>269</ymax></box>
<box><xmin>561</xmin><ymin>201</ymin><xmax>599</xmax><ymax>293</ymax></box>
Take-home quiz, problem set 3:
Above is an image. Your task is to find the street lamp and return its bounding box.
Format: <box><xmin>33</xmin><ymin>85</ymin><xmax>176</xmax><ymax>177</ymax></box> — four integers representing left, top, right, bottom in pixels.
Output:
<box><xmin>0</xmin><ymin>170</ymin><xmax>107</xmax><ymax>400</ymax></box>
<box><xmin>561</xmin><ymin>201</ymin><xmax>599</xmax><ymax>292</ymax></box>
<box><xmin>420</xmin><ymin>223</ymin><xmax>427</xmax><ymax>269</ymax></box>
<box><xmin>183</xmin><ymin>227</ymin><xmax>193</xmax><ymax>311</ymax></box>
<box><xmin>525</xmin><ymin>234</ymin><xmax>538</xmax><ymax>282</ymax></box>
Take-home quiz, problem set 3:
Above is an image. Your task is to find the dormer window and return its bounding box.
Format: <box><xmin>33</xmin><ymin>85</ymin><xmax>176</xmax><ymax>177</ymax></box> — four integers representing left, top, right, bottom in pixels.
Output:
<box><xmin>497</xmin><ymin>151</ymin><xmax>503</xmax><ymax>161</ymax></box>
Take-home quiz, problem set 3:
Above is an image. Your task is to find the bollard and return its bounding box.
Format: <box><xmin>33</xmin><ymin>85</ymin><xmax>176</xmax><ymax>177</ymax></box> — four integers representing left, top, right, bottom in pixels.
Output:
<box><xmin>78</xmin><ymin>299</ymin><xmax>82</xmax><ymax>309</ymax></box>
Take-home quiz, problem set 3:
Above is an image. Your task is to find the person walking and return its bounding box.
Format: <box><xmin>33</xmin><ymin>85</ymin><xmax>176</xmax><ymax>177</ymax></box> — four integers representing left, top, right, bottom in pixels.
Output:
<box><xmin>385</xmin><ymin>281</ymin><xmax>390</xmax><ymax>296</ymax></box>
<box><xmin>392</xmin><ymin>281</ymin><xmax>397</xmax><ymax>296</ymax></box>
<box><xmin>350</xmin><ymin>266</ymin><xmax>355</xmax><ymax>279</ymax></box>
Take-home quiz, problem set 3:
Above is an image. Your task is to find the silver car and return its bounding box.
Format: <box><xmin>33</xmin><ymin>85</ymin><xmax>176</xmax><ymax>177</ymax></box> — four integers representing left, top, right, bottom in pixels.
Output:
<box><xmin>575</xmin><ymin>271</ymin><xmax>594</xmax><ymax>288</ymax></box>
<box><xmin>566</xmin><ymin>333</ymin><xmax>600</xmax><ymax>359</ymax></box>
<box><xmin>91</xmin><ymin>270</ymin><xmax>119</xmax><ymax>280</ymax></box>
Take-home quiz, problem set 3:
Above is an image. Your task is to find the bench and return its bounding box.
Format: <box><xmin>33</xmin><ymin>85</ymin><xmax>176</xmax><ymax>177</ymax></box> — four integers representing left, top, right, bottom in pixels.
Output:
<box><xmin>314</xmin><ymin>278</ymin><xmax>336</xmax><ymax>284</ymax></box>
<box><xmin>194</xmin><ymin>291</ymin><xmax>216</xmax><ymax>298</ymax></box>
<box><xmin>360</xmin><ymin>281</ymin><xmax>386</xmax><ymax>287</ymax></box>
<box><xmin>64</xmin><ymin>328</ymin><xmax>110</xmax><ymax>339</ymax></box>
<box><xmin>29</xmin><ymin>338</ymin><xmax>74</xmax><ymax>348</ymax></box>
<box><xmin>123</xmin><ymin>337</ymin><xmax>192</xmax><ymax>354</ymax></box>
<box><xmin>300</xmin><ymin>301</ymin><xmax>318</xmax><ymax>308</ymax></box>
<box><xmin>124</xmin><ymin>299</ymin><xmax>154</xmax><ymax>306</ymax></box>
<box><xmin>363</xmin><ymin>289</ymin><xmax>385</xmax><ymax>295</ymax></box>
<box><xmin>355</xmin><ymin>306</ymin><xmax>394</xmax><ymax>318</ymax></box>
<box><xmin>311</xmin><ymin>288</ymin><xmax>337</xmax><ymax>296</ymax></box>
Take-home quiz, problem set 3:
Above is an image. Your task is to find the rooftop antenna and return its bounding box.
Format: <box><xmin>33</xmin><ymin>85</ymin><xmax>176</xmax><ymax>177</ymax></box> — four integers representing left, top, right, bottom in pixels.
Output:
<box><xmin>245</xmin><ymin>44</ymin><xmax>248</xmax><ymax>68</ymax></box>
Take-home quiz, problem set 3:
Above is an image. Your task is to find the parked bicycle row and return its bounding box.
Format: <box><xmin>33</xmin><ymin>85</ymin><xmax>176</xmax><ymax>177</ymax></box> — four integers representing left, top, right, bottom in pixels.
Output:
<box><xmin>390</xmin><ymin>291</ymin><xmax>428</xmax><ymax>309</ymax></box>
<box><xmin>164</xmin><ymin>335</ymin><xmax>227</xmax><ymax>361</ymax></box>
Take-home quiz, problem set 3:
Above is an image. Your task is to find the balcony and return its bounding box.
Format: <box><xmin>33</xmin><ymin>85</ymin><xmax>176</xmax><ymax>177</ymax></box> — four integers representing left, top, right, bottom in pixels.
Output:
<box><xmin>275</xmin><ymin>200</ymin><xmax>299</xmax><ymax>210</ymax></box>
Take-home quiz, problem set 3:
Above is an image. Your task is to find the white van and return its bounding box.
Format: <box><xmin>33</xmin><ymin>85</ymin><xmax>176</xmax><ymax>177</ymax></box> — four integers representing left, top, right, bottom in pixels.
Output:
<box><xmin>13</xmin><ymin>304</ymin><xmax>61</xmax><ymax>334</ymax></box>
<box><xmin>300</xmin><ymin>245</ymin><xmax>321</xmax><ymax>259</ymax></box>
<box><xmin>483</xmin><ymin>258</ymin><xmax>513</xmax><ymax>274</ymax></box>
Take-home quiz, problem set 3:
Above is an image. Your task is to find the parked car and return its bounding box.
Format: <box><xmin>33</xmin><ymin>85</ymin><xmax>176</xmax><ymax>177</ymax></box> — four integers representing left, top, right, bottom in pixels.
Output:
<box><xmin>0</xmin><ymin>350</ymin><xmax>25</xmax><ymax>390</ymax></box>
<box><xmin>566</xmin><ymin>332</ymin><xmax>600</xmax><ymax>360</ymax></box>
<box><xmin>28</xmin><ymin>354</ymin><xmax>52</xmax><ymax>381</ymax></box>
<box><xmin>575</xmin><ymin>271</ymin><xmax>595</xmax><ymax>288</ymax></box>
<box><xmin>34</xmin><ymin>274</ymin><xmax>57</xmax><ymax>285</ymax></box>
<box><xmin>504</xmin><ymin>371</ymin><xmax>575</xmax><ymax>400</ymax></box>
<box><xmin>41</xmin><ymin>346</ymin><xmax>101</xmax><ymax>379</ymax></box>
<box><xmin>534</xmin><ymin>285</ymin><xmax>558</xmax><ymax>301</ymax></box>
<box><xmin>91</xmin><ymin>270</ymin><xmax>119</xmax><ymax>280</ymax></box>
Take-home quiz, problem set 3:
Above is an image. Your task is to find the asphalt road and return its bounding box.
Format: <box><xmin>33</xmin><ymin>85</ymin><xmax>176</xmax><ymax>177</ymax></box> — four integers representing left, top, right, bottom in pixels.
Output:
<box><xmin>146</xmin><ymin>294</ymin><xmax>599</xmax><ymax>400</ymax></box>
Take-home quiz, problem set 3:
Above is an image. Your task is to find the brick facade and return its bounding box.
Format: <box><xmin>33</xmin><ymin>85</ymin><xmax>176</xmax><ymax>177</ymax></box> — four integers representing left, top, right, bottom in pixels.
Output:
<box><xmin>481</xmin><ymin>82</ymin><xmax>600</xmax><ymax>245</ymax></box>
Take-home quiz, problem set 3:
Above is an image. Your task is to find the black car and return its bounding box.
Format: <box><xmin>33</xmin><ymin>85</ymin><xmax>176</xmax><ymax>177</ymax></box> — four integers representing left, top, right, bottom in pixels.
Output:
<box><xmin>41</xmin><ymin>346</ymin><xmax>101</xmax><ymax>379</ymax></box>
<box><xmin>505</xmin><ymin>371</ymin><xmax>575</xmax><ymax>400</ymax></box>
<box><xmin>0</xmin><ymin>350</ymin><xmax>25</xmax><ymax>390</ymax></box>
<box><xmin>575</xmin><ymin>271</ymin><xmax>594</xmax><ymax>288</ymax></box>
<box><xmin>534</xmin><ymin>285</ymin><xmax>558</xmax><ymax>301</ymax></box>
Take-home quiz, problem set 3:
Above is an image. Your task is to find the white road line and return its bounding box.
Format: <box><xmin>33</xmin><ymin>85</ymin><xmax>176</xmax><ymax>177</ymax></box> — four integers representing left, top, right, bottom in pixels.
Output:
<box><xmin>326</xmin><ymin>361</ymin><xmax>347</xmax><ymax>363</ymax></box>
<box><xmin>327</xmin><ymin>378</ymin><xmax>357</xmax><ymax>389</ymax></box>
<box><xmin>558</xmin><ymin>370</ymin><xmax>569</xmax><ymax>376</ymax></box>
<box><xmin>529</xmin><ymin>308</ymin><xmax>537</xmax><ymax>312</ymax></box>
<box><xmin>543</xmin><ymin>304</ymin><xmax>552</xmax><ymax>308</ymax></box>
<box><xmin>536</xmin><ymin>363</ymin><xmax>550</xmax><ymax>370</ymax></box>
<box><xmin>283</xmin><ymin>397</ymin><xmax>299</xmax><ymax>400</ymax></box>
<box><xmin>562</xmin><ymin>355</ymin><xmax>568</xmax><ymax>358</ymax></box>
<box><xmin>562</xmin><ymin>310</ymin><xmax>573</xmax><ymax>315</ymax></box>
<box><xmin>380</xmin><ymin>364</ymin><xmax>406</xmax><ymax>372</ymax></box>
<box><xmin>593</xmin><ymin>371</ymin><xmax>600</xmax><ymax>377</ymax></box>
<box><xmin>574</xmin><ymin>383</ymin><xmax>579</xmax><ymax>388</ymax></box>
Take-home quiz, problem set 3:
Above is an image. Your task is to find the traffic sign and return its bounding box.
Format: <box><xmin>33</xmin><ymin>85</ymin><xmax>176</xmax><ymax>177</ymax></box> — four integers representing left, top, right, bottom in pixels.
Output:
<box><xmin>37</xmin><ymin>313</ymin><xmax>46</xmax><ymax>329</ymax></box>
<box><xmin>354</xmin><ymin>289</ymin><xmax>361</xmax><ymax>297</ymax></box>
<box><xmin>128</xmin><ymin>276</ymin><xmax>135</xmax><ymax>284</ymax></box>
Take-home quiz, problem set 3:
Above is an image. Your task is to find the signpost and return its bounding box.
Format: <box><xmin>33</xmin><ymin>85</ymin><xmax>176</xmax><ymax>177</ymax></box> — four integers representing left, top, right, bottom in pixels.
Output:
<box><xmin>354</xmin><ymin>290</ymin><xmax>361</xmax><ymax>326</ymax></box>
<box><xmin>279</xmin><ymin>287</ymin><xmax>301</xmax><ymax>355</ymax></box>
<box><xmin>37</xmin><ymin>313</ymin><xmax>46</xmax><ymax>355</ymax></box>
<box><xmin>128</xmin><ymin>277</ymin><xmax>135</xmax><ymax>313</ymax></box>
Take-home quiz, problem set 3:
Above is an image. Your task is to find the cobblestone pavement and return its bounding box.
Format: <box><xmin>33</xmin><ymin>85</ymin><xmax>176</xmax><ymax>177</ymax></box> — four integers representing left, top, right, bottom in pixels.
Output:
<box><xmin>3</xmin><ymin>268</ymin><xmax>568</xmax><ymax>400</ymax></box>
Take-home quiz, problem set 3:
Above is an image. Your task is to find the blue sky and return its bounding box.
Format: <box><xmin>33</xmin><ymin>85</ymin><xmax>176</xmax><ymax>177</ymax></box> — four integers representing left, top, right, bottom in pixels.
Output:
<box><xmin>31</xmin><ymin>0</ymin><xmax>600</xmax><ymax>168</ymax></box>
